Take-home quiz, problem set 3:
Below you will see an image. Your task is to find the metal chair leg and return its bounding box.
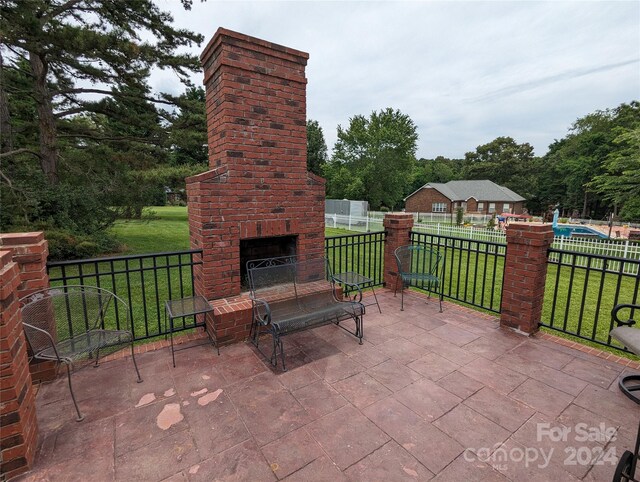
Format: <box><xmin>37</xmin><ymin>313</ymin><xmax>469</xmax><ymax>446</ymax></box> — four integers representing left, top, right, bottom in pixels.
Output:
<box><xmin>270</xmin><ymin>335</ymin><xmax>278</xmax><ymax>367</ymax></box>
<box><xmin>93</xmin><ymin>347</ymin><xmax>100</xmax><ymax>368</ymax></box>
<box><xmin>371</xmin><ymin>287</ymin><xmax>382</xmax><ymax>314</ymax></box>
<box><xmin>400</xmin><ymin>281</ymin><xmax>405</xmax><ymax>311</ymax></box>
<box><xmin>65</xmin><ymin>363</ymin><xmax>84</xmax><ymax>422</ymax></box>
<box><xmin>280</xmin><ymin>338</ymin><xmax>287</xmax><ymax>372</ymax></box>
<box><xmin>130</xmin><ymin>339</ymin><xmax>143</xmax><ymax>383</ymax></box>
<box><xmin>169</xmin><ymin>317</ymin><xmax>176</xmax><ymax>368</ymax></box>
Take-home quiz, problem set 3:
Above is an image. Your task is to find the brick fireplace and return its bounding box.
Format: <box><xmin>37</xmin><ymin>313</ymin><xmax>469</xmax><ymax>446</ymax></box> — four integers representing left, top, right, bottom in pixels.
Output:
<box><xmin>186</xmin><ymin>28</ymin><xmax>325</xmax><ymax>343</ymax></box>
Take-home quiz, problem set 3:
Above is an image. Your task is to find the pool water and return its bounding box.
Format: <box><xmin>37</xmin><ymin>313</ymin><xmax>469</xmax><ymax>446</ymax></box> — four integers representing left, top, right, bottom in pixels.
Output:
<box><xmin>553</xmin><ymin>225</ymin><xmax>608</xmax><ymax>238</ymax></box>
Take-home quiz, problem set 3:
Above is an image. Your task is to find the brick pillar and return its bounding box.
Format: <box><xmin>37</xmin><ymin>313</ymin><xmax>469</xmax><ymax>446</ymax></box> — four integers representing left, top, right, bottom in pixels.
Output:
<box><xmin>500</xmin><ymin>223</ymin><xmax>555</xmax><ymax>334</ymax></box>
<box><xmin>0</xmin><ymin>232</ymin><xmax>49</xmax><ymax>299</ymax></box>
<box><xmin>0</xmin><ymin>232</ymin><xmax>56</xmax><ymax>383</ymax></box>
<box><xmin>0</xmin><ymin>250</ymin><xmax>38</xmax><ymax>479</ymax></box>
<box><xmin>383</xmin><ymin>213</ymin><xmax>414</xmax><ymax>290</ymax></box>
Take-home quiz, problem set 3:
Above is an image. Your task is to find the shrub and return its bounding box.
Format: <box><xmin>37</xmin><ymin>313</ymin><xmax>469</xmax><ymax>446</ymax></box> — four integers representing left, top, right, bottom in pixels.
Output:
<box><xmin>45</xmin><ymin>229</ymin><xmax>121</xmax><ymax>261</ymax></box>
<box><xmin>45</xmin><ymin>229</ymin><xmax>78</xmax><ymax>260</ymax></box>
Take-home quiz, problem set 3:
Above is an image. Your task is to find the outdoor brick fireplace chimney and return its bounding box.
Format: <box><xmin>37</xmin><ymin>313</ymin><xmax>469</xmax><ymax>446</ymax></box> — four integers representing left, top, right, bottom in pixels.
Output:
<box><xmin>186</xmin><ymin>28</ymin><xmax>325</xmax><ymax>315</ymax></box>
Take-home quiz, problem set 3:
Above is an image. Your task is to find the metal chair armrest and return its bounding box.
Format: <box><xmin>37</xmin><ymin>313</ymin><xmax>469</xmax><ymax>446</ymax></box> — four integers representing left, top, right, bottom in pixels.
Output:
<box><xmin>22</xmin><ymin>322</ymin><xmax>63</xmax><ymax>362</ymax></box>
<box><xmin>612</xmin><ymin>304</ymin><xmax>639</xmax><ymax>327</ymax></box>
<box><xmin>251</xmin><ymin>298</ymin><xmax>272</xmax><ymax>325</ymax></box>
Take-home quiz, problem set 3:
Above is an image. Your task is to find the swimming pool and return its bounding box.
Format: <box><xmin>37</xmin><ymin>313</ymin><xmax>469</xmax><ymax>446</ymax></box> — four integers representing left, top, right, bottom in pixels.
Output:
<box><xmin>553</xmin><ymin>225</ymin><xmax>608</xmax><ymax>238</ymax></box>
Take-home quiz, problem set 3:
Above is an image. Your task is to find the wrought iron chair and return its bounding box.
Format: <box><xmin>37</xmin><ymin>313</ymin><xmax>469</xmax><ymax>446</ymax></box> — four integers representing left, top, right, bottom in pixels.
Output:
<box><xmin>20</xmin><ymin>286</ymin><xmax>143</xmax><ymax>421</ymax></box>
<box><xmin>610</xmin><ymin>303</ymin><xmax>640</xmax><ymax>404</ymax></box>
<box><xmin>394</xmin><ymin>245</ymin><xmax>443</xmax><ymax>312</ymax></box>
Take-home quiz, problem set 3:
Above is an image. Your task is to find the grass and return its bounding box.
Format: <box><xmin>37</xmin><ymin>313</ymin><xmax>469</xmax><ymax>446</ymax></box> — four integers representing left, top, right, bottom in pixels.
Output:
<box><xmin>110</xmin><ymin>206</ymin><xmax>191</xmax><ymax>254</ymax></box>
<box><xmin>50</xmin><ymin>206</ymin><xmax>638</xmax><ymax>359</ymax></box>
<box><xmin>111</xmin><ymin>207</ymin><xmax>362</xmax><ymax>254</ymax></box>
<box><xmin>542</xmin><ymin>262</ymin><xmax>638</xmax><ymax>357</ymax></box>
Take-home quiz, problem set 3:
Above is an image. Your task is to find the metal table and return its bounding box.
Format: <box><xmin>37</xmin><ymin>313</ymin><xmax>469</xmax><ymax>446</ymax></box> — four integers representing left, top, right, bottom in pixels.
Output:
<box><xmin>332</xmin><ymin>271</ymin><xmax>382</xmax><ymax>313</ymax></box>
<box><xmin>165</xmin><ymin>295</ymin><xmax>219</xmax><ymax>367</ymax></box>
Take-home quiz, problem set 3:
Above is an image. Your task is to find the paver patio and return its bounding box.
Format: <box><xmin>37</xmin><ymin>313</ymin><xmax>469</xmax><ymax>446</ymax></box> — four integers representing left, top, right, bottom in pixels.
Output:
<box><xmin>17</xmin><ymin>290</ymin><xmax>640</xmax><ymax>481</ymax></box>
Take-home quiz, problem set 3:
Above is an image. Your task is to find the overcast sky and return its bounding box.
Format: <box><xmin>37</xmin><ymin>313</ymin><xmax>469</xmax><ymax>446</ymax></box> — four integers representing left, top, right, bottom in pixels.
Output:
<box><xmin>157</xmin><ymin>0</ymin><xmax>640</xmax><ymax>159</ymax></box>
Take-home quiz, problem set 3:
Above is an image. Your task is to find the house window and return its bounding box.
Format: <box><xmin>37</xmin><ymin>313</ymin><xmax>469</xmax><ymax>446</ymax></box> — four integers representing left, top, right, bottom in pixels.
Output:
<box><xmin>432</xmin><ymin>202</ymin><xmax>447</xmax><ymax>213</ymax></box>
<box><xmin>488</xmin><ymin>203</ymin><xmax>496</xmax><ymax>213</ymax></box>
<box><xmin>477</xmin><ymin>202</ymin><xmax>484</xmax><ymax>211</ymax></box>
<box><xmin>503</xmin><ymin>203</ymin><xmax>510</xmax><ymax>213</ymax></box>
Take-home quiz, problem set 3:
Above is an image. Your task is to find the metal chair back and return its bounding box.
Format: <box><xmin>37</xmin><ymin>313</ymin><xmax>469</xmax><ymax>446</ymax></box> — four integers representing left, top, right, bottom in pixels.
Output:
<box><xmin>394</xmin><ymin>245</ymin><xmax>442</xmax><ymax>279</ymax></box>
<box><xmin>393</xmin><ymin>245</ymin><xmax>443</xmax><ymax>312</ymax></box>
<box><xmin>21</xmin><ymin>286</ymin><xmax>121</xmax><ymax>356</ymax></box>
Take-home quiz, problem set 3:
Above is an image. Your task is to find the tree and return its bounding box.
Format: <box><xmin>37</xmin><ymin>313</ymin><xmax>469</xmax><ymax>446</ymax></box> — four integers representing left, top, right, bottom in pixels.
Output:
<box><xmin>592</xmin><ymin>126</ymin><xmax>640</xmax><ymax>221</ymax></box>
<box><xmin>535</xmin><ymin>101</ymin><xmax>639</xmax><ymax>219</ymax></box>
<box><xmin>409</xmin><ymin>156</ymin><xmax>461</xmax><ymax>195</ymax></box>
<box><xmin>306</xmin><ymin>119</ymin><xmax>327</xmax><ymax>175</ymax></box>
<box><xmin>462</xmin><ymin>136</ymin><xmax>537</xmax><ymax>203</ymax></box>
<box><xmin>326</xmin><ymin>108</ymin><xmax>418</xmax><ymax>209</ymax></box>
<box><xmin>1</xmin><ymin>0</ymin><xmax>203</xmax><ymax>184</ymax></box>
<box><xmin>0</xmin><ymin>1</ymin><xmax>206</xmax><ymax>257</ymax></box>
<box><xmin>167</xmin><ymin>87</ymin><xmax>208</xmax><ymax>166</ymax></box>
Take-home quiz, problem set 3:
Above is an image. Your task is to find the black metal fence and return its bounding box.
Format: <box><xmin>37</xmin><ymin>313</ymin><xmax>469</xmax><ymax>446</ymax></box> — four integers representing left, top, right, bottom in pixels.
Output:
<box><xmin>324</xmin><ymin>231</ymin><xmax>386</xmax><ymax>289</ymax></box>
<box><xmin>47</xmin><ymin>250</ymin><xmax>203</xmax><ymax>341</ymax></box>
<box><xmin>45</xmin><ymin>230</ymin><xmax>637</xmax><ymax>354</ymax></box>
<box><xmin>541</xmin><ymin>248</ymin><xmax>640</xmax><ymax>353</ymax></box>
<box><xmin>410</xmin><ymin>232</ymin><xmax>506</xmax><ymax>313</ymax></box>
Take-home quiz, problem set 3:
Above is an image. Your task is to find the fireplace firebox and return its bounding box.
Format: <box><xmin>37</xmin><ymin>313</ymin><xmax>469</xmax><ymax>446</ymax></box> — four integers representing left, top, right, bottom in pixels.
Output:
<box><xmin>240</xmin><ymin>236</ymin><xmax>297</xmax><ymax>288</ymax></box>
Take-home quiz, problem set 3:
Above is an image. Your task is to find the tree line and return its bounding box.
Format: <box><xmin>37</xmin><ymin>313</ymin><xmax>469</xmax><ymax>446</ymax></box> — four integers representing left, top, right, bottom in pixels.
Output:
<box><xmin>311</xmin><ymin>102</ymin><xmax>639</xmax><ymax>221</ymax></box>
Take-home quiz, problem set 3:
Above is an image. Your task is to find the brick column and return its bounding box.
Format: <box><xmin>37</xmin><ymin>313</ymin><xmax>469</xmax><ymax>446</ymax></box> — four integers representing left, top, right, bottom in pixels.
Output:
<box><xmin>0</xmin><ymin>232</ymin><xmax>56</xmax><ymax>383</ymax></box>
<box><xmin>0</xmin><ymin>232</ymin><xmax>49</xmax><ymax>299</ymax></box>
<box><xmin>383</xmin><ymin>213</ymin><xmax>414</xmax><ymax>290</ymax></box>
<box><xmin>0</xmin><ymin>250</ymin><xmax>38</xmax><ymax>479</ymax></box>
<box><xmin>500</xmin><ymin>223</ymin><xmax>555</xmax><ymax>334</ymax></box>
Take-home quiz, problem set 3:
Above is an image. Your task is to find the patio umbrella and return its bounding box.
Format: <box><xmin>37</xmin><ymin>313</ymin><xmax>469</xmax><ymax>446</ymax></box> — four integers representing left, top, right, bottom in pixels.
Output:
<box><xmin>552</xmin><ymin>208</ymin><xmax>559</xmax><ymax>228</ymax></box>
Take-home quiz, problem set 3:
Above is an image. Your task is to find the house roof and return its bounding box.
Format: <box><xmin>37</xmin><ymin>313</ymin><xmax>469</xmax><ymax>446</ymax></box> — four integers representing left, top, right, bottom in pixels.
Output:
<box><xmin>404</xmin><ymin>180</ymin><xmax>526</xmax><ymax>202</ymax></box>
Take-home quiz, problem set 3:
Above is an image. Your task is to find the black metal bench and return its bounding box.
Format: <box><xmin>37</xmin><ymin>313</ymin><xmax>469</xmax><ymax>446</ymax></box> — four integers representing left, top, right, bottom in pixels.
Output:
<box><xmin>247</xmin><ymin>256</ymin><xmax>365</xmax><ymax>370</ymax></box>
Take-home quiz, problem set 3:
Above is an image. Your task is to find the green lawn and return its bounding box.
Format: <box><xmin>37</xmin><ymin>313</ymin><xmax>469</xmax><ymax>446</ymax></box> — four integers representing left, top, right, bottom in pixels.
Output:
<box><xmin>111</xmin><ymin>207</ymin><xmax>361</xmax><ymax>254</ymax></box>
<box><xmin>110</xmin><ymin>206</ymin><xmax>191</xmax><ymax>254</ymax></box>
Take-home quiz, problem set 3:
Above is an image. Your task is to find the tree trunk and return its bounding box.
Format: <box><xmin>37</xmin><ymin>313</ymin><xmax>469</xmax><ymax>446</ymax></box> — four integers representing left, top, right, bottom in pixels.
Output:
<box><xmin>29</xmin><ymin>51</ymin><xmax>59</xmax><ymax>184</ymax></box>
<box><xmin>0</xmin><ymin>53</ymin><xmax>12</xmax><ymax>153</ymax></box>
<box><xmin>581</xmin><ymin>191</ymin><xmax>588</xmax><ymax>218</ymax></box>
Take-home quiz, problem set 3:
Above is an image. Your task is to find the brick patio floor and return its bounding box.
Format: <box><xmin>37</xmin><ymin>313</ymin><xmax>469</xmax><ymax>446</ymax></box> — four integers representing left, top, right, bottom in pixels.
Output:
<box><xmin>17</xmin><ymin>290</ymin><xmax>640</xmax><ymax>481</ymax></box>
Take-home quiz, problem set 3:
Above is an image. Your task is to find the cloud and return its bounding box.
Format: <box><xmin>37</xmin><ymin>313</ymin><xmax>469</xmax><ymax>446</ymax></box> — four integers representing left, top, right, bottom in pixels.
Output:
<box><xmin>158</xmin><ymin>0</ymin><xmax>640</xmax><ymax>159</ymax></box>
<box><xmin>465</xmin><ymin>58</ymin><xmax>640</xmax><ymax>103</ymax></box>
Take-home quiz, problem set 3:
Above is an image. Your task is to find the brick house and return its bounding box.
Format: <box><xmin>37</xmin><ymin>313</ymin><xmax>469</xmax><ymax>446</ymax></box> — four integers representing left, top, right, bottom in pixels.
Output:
<box><xmin>404</xmin><ymin>180</ymin><xmax>525</xmax><ymax>215</ymax></box>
